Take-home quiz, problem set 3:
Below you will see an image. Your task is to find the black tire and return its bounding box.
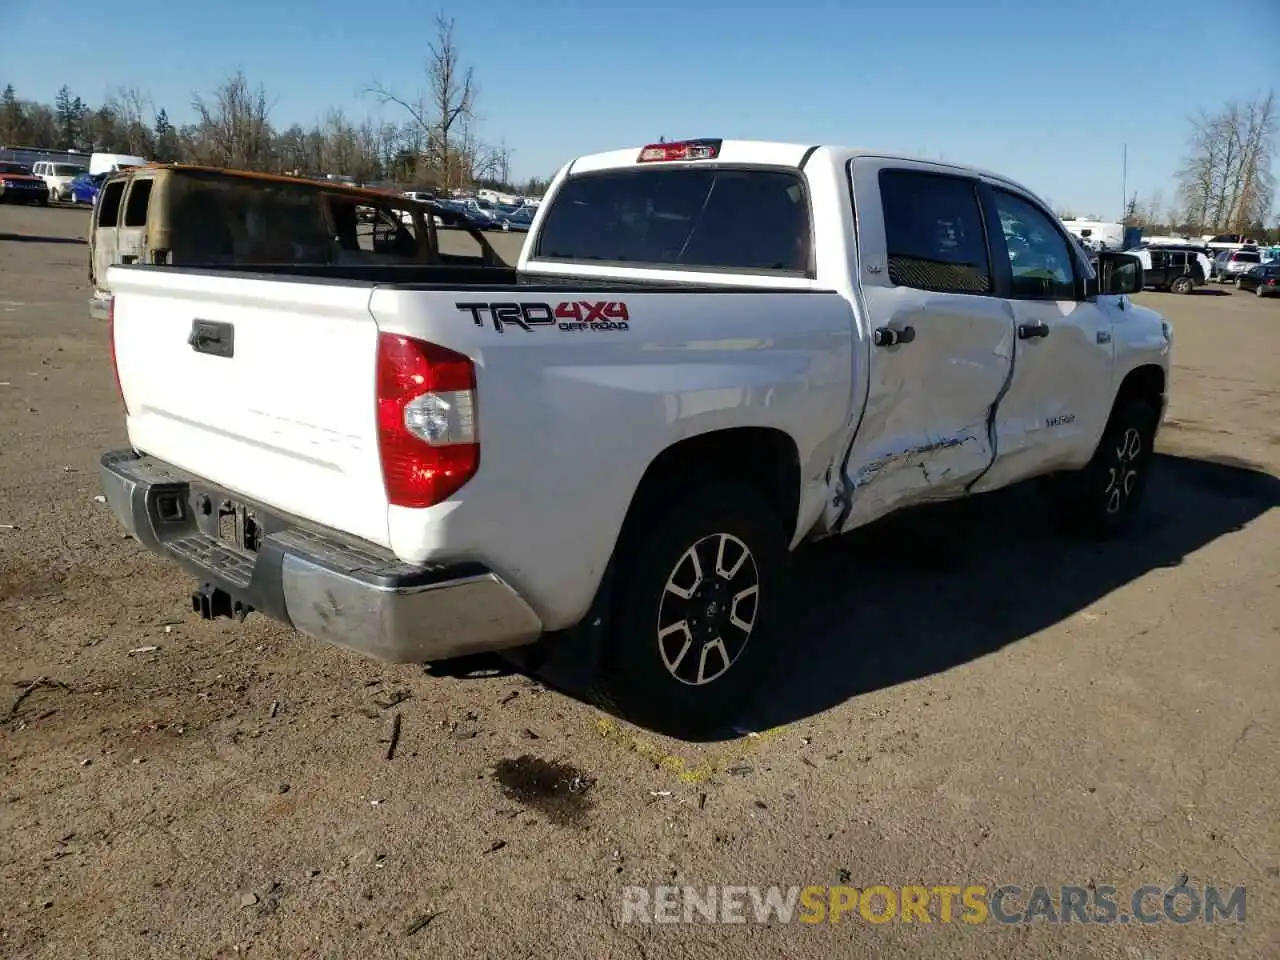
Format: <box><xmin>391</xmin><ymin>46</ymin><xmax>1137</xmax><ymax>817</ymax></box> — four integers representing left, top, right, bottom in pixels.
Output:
<box><xmin>591</xmin><ymin>484</ymin><xmax>789</xmax><ymax>738</ymax></box>
<box><xmin>1048</xmin><ymin>398</ymin><xmax>1160</xmax><ymax>538</ymax></box>
<box><xmin>1170</xmin><ymin>275</ymin><xmax>1194</xmax><ymax>295</ymax></box>
<box><xmin>1256</xmin><ymin>285</ymin><xmax>1266</xmax><ymax>298</ymax></box>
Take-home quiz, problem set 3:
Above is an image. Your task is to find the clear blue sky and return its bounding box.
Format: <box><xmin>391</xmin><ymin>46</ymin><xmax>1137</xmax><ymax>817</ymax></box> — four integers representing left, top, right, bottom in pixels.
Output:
<box><xmin>3</xmin><ymin>0</ymin><xmax>1277</xmax><ymax>218</ymax></box>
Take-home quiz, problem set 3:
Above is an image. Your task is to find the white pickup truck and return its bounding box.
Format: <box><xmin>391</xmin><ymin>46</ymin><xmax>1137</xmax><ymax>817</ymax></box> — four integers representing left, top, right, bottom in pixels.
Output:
<box><xmin>100</xmin><ymin>138</ymin><xmax>1171</xmax><ymax>736</ymax></box>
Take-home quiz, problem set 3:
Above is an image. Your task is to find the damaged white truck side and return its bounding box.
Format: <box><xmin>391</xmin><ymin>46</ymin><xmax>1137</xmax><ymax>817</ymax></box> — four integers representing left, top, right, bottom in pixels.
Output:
<box><xmin>100</xmin><ymin>139</ymin><xmax>1172</xmax><ymax>737</ymax></box>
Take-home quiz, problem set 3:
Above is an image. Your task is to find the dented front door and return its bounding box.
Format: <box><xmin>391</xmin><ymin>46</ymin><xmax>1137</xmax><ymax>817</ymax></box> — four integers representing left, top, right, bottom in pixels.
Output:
<box><xmin>839</xmin><ymin>158</ymin><xmax>1016</xmax><ymax>531</ymax></box>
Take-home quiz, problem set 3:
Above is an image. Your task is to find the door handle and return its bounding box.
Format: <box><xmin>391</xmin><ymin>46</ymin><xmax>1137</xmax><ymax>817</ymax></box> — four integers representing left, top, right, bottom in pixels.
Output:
<box><xmin>1017</xmin><ymin>320</ymin><xmax>1050</xmax><ymax>340</ymax></box>
<box><xmin>873</xmin><ymin>325</ymin><xmax>915</xmax><ymax>347</ymax></box>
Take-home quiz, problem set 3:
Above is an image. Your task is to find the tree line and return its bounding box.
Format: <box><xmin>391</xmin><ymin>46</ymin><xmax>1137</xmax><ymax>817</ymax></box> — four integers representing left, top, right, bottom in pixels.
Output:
<box><xmin>0</xmin><ymin>15</ymin><xmax>550</xmax><ymax>197</ymax></box>
<box><xmin>1078</xmin><ymin>91</ymin><xmax>1278</xmax><ymax>241</ymax></box>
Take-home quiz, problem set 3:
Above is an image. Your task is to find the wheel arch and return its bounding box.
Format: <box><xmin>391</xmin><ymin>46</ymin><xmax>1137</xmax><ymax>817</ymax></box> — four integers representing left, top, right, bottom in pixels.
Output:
<box><xmin>1113</xmin><ymin>362</ymin><xmax>1166</xmax><ymax>416</ymax></box>
<box><xmin>614</xmin><ymin>426</ymin><xmax>803</xmax><ymax>568</ymax></box>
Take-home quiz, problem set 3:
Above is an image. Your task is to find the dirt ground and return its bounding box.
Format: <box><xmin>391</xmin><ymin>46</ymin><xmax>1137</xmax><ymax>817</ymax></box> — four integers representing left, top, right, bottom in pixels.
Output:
<box><xmin>1</xmin><ymin>204</ymin><xmax>1277</xmax><ymax>960</ymax></box>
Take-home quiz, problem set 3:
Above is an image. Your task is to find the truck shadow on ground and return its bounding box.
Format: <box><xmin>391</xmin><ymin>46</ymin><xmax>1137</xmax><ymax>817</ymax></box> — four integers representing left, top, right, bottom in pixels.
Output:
<box><xmin>0</xmin><ymin>232</ymin><xmax>87</xmax><ymax>245</ymax></box>
<box><xmin>431</xmin><ymin>451</ymin><xmax>1277</xmax><ymax>742</ymax></box>
<box><xmin>736</xmin><ymin>450</ymin><xmax>1279</xmax><ymax>737</ymax></box>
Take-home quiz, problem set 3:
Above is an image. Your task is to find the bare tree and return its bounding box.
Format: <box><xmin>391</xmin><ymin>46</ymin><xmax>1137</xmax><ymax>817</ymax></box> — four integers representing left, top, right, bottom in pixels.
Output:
<box><xmin>1231</xmin><ymin>90</ymin><xmax>1276</xmax><ymax>232</ymax></box>
<box><xmin>1177</xmin><ymin>91</ymin><xmax>1276</xmax><ymax>233</ymax></box>
<box><xmin>191</xmin><ymin>71</ymin><xmax>274</xmax><ymax>170</ymax></box>
<box><xmin>109</xmin><ymin>86</ymin><xmax>153</xmax><ymax>155</ymax></box>
<box><xmin>366</xmin><ymin>13</ymin><xmax>482</xmax><ymax>189</ymax></box>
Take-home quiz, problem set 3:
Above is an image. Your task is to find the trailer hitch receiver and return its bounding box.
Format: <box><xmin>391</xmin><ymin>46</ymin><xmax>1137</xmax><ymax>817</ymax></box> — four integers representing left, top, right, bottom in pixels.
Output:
<box><xmin>191</xmin><ymin>583</ymin><xmax>253</xmax><ymax>623</ymax></box>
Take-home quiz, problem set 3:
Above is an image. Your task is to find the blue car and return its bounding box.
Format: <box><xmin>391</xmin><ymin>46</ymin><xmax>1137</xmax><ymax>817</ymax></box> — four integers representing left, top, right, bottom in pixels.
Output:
<box><xmin>499</xmin><ymin>205</ymin><xmax>535</xmax><ymax>233</ymax></box>
<box><xmin>69</xmin><ymin>172</ymin><xmax>106</xmax><ymax>205</ymax></box>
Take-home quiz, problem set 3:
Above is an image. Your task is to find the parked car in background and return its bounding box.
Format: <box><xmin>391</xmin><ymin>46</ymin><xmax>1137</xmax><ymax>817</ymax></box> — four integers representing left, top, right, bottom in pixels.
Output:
<box><xmin>89</xmin><ymin>152</ymin><xmax>148</xmax><ymax>176</ymax></box>
<box><xmin>32</xmin><ymin>160</ymin><xmax>88</xmax><ymax>201</ymax></box>
<box><xmin>0</xmin><ymin>161</ymin><xmax>50</xmax><ymax>205</ymax></box>
<box><xmin>1129</xmin><ymin>244</ymin><xmax>1210</xmax><ymax>294</ymax></box>
<box><xmin>1217</xmin><ymin>248</ymin><xmax>1262</xmax><ymax>282</ymax></box>
<box><xmin>499</xmin><ymin>204</ymin><xmax>535</xmax><ymax>232</ymax></box>
<box><xmin>1235</xmin><ymin>262</ymin><xmax>1280</xmax><ymax>298</ymax></box>
<box><xmin>434</xmin><ymin>198</ymin><xmax>493</xmax><ymax>230</ymax></box>
<box><xmin>69</xmin><ymin>172</ymin><xmax>107</xmax><ymax>205</ymax></box>
<box><xmin>1210</xmin><ymin>249</ymin><xmax>1231</xmax><ymax>280</ymax></box>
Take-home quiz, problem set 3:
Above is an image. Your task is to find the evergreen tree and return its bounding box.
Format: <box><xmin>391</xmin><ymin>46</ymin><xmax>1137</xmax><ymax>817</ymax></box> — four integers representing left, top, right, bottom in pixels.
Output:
<box><xmin>54</xmin><ymin>85</ymin><xmax>80</xmax><ymax>149</ymax></box>
<box><xmin>153</xmin><ymin>108</ymin><xmax>179</xmax><ymax>161</ymax></box>
<box><xmin>0</xmin><ymin>84</ymin><xmax>24</xmax><ymax>143</ymax></box>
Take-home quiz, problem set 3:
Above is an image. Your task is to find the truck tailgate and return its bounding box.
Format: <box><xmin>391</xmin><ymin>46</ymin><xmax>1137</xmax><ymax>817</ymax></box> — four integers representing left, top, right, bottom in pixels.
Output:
<box><xmin>108</xmin><ymin>267</ymin><xmax>391</xmax><ymax>547</ymax></box>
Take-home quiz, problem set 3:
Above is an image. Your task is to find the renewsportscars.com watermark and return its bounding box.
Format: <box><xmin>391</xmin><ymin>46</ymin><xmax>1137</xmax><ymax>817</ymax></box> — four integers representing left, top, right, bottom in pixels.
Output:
<box><xmin>619</xmin><ymin>883</ymin><xmax>1247</xmax><ymax>926</ymax></box>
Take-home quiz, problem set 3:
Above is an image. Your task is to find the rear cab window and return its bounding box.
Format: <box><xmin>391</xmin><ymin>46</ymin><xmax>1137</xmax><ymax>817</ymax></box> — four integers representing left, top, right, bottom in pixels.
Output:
<box><xmin>878</xmin><ymin>169</ymin><xmax>992</xmax><ymax>295</ymax></box>
<box><xmin>330</xmin><ymin>198</ymin><xmax>423</xmax><ymax>262</ymax></box>
<box><xmin>533</xmin><ymin>167</ymin><xmax>813</xmax><ymax>276</ymax></box>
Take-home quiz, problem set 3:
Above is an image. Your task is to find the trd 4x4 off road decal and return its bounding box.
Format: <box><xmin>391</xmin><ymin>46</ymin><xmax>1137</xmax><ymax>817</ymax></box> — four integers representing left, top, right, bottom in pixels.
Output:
<box><xmin>456</xmin><ymin>301</ymin><xmax>631</xmax><ymax>334</ymax></box>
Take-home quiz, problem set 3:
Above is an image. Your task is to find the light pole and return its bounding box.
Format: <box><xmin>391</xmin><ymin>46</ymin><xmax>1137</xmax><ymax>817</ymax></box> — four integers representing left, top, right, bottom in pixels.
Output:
<box><xmin>1121</xmin><ymin>143</ymin><xmax>1127</xmax><ymax>223</ymax></box>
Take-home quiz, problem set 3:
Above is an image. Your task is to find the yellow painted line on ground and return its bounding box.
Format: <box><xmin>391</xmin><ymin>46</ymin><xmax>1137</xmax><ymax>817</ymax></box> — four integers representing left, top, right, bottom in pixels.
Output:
<box><xmin>591</xmin><ymin>715</ymin><xmax>790</xmax><ymax>783</ymax></box>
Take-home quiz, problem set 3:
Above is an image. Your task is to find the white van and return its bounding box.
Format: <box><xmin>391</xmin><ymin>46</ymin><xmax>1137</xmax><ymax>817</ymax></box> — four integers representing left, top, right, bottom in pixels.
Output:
<box><xmin>1061</xmin><ymin>218</ymin><xmax>1125</xmax><ymax>251</ymax></box>
<box><xmin>32</xmin><ymin>160</ymin><xmax>88</xmax><ymax>201</ymax></box>
<box><xmin>89</xmin><ymin>152</ymin><xmax>148</xmax><ymax>176</ymax></box>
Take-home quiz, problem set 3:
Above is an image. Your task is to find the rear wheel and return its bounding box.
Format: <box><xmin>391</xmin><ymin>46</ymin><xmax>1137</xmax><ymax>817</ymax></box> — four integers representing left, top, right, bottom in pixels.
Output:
<box><xmin>591</xmin><ymin>484</ymin><xmax>789</xmax><ymax>738</ymax></box>
<box><xmin>1170</xmin><ymin>275</ymin><xmax>1194</xmax><ymax>295</ymax></box>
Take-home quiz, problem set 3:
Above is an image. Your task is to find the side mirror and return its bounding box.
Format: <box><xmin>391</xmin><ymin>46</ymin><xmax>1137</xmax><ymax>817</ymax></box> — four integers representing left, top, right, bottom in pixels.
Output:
<box><xmin>1098</xmin><ymin>251</ymin><xmax>1143</xmax><ymax>296</ymax></box>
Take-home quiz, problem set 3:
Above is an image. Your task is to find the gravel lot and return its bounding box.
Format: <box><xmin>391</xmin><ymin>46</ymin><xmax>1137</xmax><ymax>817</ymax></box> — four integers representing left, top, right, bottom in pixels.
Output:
<box><xmin>1</xmin><ymin>204</ymin><xmax>1277</xmax><ymax>959</ymax></box>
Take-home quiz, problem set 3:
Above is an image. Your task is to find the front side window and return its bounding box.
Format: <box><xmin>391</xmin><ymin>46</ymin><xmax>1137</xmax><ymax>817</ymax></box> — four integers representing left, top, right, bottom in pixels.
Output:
<box><xmin>535</xmin><ymin>167</ymin><xmax>812</xmax><ymax>275</ymax></box>
<box><xmin>991</xmin><ymin>189</ymin><xmax>1077</xmax><ymax>300</ymax></box>
<box><xmin>878</xmin><ymin>169</ymin><xmax>991</xmax><ymax>295</ymax></box>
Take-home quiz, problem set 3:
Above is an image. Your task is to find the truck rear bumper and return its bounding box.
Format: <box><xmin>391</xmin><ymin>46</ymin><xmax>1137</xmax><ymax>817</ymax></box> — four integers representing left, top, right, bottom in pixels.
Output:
<box><xmin>99</xmin><ymin>450</ymin><xmax>544</xmax><ymax>663</ymax></box>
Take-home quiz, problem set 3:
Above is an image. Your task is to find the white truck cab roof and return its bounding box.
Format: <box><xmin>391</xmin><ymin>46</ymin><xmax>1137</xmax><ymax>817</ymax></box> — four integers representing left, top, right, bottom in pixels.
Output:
<box><xmin>565</xmin><ymin>138</ymin><xmax>1041</xmax><ymax>196</ymax></box>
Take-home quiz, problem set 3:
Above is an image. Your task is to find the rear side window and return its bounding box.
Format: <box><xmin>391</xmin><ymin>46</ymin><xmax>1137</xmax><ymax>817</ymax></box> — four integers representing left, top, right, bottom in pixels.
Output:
<box><xmin>879</xmin><ymin>170</ymin><xmax>991</xmax><ymax>294</ymax></box>
<box><xmin>123</xmin><ymin>179</ymin><xmax>152</xmax><ymax>227</ymax></box>
<box><xmin>97</xmin><ymin>179</ymin><xmax>125</xmax><ymax>227</ymax></box>
<box><xmin>534</xmin><ymin>167</ymin><xmax>812</xmax><ymax>275</ymax></box>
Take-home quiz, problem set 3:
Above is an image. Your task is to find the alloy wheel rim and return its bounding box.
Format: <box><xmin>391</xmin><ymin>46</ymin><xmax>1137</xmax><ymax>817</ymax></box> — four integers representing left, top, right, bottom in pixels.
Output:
<box><xmin>656</xmin><ymin>532</ymin><xmax>760</xmax><ymax>686</ymax></box>
<box><xmin>1104</xmin><ymin>426</ymin><xmax>1143</xmax><ymax>515</ymax></box>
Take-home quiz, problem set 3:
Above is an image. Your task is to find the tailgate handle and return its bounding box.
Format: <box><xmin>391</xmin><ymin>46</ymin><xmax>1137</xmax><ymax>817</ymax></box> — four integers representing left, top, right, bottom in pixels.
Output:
<box><xmin>188</xmin><ymin>319</ymin><xmax>234</xmax><ymax>358</ymax></box>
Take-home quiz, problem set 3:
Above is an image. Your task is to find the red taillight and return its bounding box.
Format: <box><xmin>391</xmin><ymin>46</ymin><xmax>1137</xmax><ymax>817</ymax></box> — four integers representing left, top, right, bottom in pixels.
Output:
<box><xmin>1268</xmin><ymin>278</ymin><xmax>1276</xmax><ymax>286</ymax></box>
<box><xmin>376</xmin><ymin>333</ymin><xmax>478</xmax><ymax>508</ymax></box>
<box><xmin>106</xmin><ymin>296</ymin><xmax>129</xmax><ymax>414</ymax></box>
<box><xmin>637</xmin><ymin>139</ymin><xmax>723</xmax><ymax>163</ymax></box>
